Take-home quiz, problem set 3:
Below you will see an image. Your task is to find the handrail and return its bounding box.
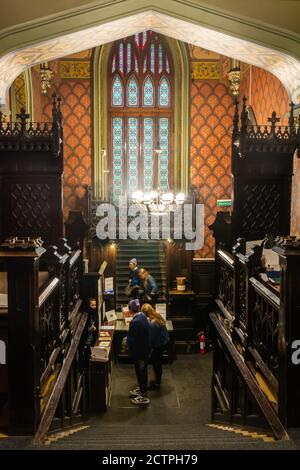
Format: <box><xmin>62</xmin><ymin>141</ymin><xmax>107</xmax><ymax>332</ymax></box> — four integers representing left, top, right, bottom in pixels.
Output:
<box><xmin>250</xmin><ymin>277</ymin><xmax>280</xmax><ymax>310</ymax></box>
<box><xmin>69</xmin><ymin>250</ymin><xmax>81</xmax><ymax>267</ymax></box>
<box><xmin>210</xmin><ymin>312</ymin><xmax>288</xmax><ymax>441</ymax></box>
<box><xmin>38</xmin><ymin>277</ymin><xmax>59</xmax><ymax>308</ymax></box>
<box><xmin>217</xmin><ymin>249</ymin><xmax>234</xmax><ymax>268</ymax></box>
<box><xmin>34</xmin><ymin>311</ymin><xmax>88</xmax><ymax>444</ymax></box>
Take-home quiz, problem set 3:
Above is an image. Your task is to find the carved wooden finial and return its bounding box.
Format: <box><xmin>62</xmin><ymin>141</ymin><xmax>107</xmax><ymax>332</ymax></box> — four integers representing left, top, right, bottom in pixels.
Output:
<box><xmin>241</xmin><ymin>96</ymin><xmax>249</xmax><ymax>130</ymax></box>
<box><xmin>16</xmin><ymin>107</ymin><xmax>30</xmax><ymax>129</ymax></box>
<box><xmin>288</xmin><ymin>102</ymin><xmax>295</xmax><ymax>128</ymax></box>
<box><xmin>233</xmin><ymin>98</ymin><xmax>239</xmax><ymax>135</ymax></box>
<box><xmin>267</xmin><ymin>111</ymin><xmax>280</xmax><ymax>131</ymax></box>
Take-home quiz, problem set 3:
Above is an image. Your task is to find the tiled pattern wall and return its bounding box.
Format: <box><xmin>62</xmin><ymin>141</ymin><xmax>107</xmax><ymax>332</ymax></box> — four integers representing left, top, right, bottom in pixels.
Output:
<box><xmin>190</xmin><ymin>81</ymin><xmax>234</xmax><ymax>258</ymax></box>
<box><xmin>42</xmin><ymin>63</ymin><xmax>92</xmax><ymax>219</ymax></box>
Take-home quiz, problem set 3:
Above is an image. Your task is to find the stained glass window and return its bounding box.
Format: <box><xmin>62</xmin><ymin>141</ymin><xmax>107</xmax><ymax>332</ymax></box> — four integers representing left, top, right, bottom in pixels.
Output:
<box><xmin>150</xmin><ymin>43</ymin><xmax>155</xmax><ymax>73</ymax></box>
<box><xmin>119</xmin><ymin>43</ymin><xmax>124</xmax><ymax>73</ymax></box>
<box><xmin>143</xmin><ymin>117</ymin><xmax>154</xmax><ymax>191</ymax></box>
<box><xmin>142</xmin><ymin>31</ymin><xmax>147</xmax><ymax>47</ymax></box>
<box><xmin>127</xmin><ymin>117</ymin><xmax>139</xmax><ymax>190</ymax></box>
<box><xmin>143</xmin><ymin>76</ymin><xmax>154</xmax><ymax>106</ymax></box>
<box><xmin>159</xmin><ymin>117</ymin><xmax>169</xmax><ymax>191</ymax></box>
<box><xmin>158</xmin><ymin>44</ymin><xmax>163</xmax><ymax>73</ymax></box>
<box><xmin>159</xmin><ymin>76</ymin><xmax>170</xmax><ymax>107</ymax></box>
<box><xmin>127</xmin><ymin>43</ymin><xmax>131</xmax><ymax>73</ymax></box>
<box><xmin>112</xmin><ymin>117</ymin><xmax>123</xmax><ymax>201</ymax></box>
<box><xmin>127</xmin><ymin>76</ymin><xmax>138</xmax><ymax>106</ymax></box>
<box><xmin>112</xmin><ymin>75</ymin><xmax>123</xmax><ymax>106</ymax></box>
<box><xmin>109</xmin><ymin>32</ymin><xmax>173</xmax><ymax>198</ymax></box>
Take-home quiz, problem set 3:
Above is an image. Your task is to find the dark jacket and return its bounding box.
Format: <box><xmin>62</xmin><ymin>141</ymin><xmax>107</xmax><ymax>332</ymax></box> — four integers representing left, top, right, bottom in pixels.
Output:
<box><xmin>149</xmin><ymin>321</ymin><xmax>170</xmax><ymax>349</ymax></box>
<box><xmin>127</xmin><ymin>312</ymin><xmax>151</xmax><ymax>359</ymax></box>
<box><xmin>129</xmin><ymin>267</ymin><xmax>140</xmax><ymax>287</ymax></box>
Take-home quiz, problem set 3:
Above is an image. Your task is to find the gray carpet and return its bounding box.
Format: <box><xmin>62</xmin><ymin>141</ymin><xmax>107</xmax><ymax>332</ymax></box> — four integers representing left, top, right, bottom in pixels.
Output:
<box><xmin>1</xmin><ymin>354</ymin><xmax>300</xmax><ymax>450</ymax></box>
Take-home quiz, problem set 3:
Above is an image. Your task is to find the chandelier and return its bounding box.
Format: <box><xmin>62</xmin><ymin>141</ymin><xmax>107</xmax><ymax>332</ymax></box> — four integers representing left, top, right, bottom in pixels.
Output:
<box><xmin>131</xmin><ymin>189</ymin><xmax>185</xmax><ymax>213</ymax></box>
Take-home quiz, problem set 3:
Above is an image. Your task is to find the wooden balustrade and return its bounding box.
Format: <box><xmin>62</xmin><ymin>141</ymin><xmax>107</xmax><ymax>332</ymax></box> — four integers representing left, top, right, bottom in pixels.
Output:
<box><xmin>211</xmin><ymin>235</ymin><xmax>300</xmax><ymax>436</ymax></box>
<box><xmin>0</xmin><ymin>236</ymin><xmax>89</xmax><ymax>439</ymax></box>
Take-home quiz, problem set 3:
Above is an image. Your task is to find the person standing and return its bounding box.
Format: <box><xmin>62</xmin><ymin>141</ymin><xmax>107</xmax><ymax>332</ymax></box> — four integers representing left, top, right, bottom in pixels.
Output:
<box><xmin>141</xmin><ymin>303</ymin><xmax>170</xmax><ymax>390</ymax></box>
<box><xmin>127</xmin><ymin>299</ymin><xmax>151</xmax><ymax>405</ymax></box>
<box><xmin>125</xmin><ymin>258</ymin><xmax>140</xmax><ymax>298</ymax></box>
<box><xmin>138</xmin><ymin>268</ymin><xmax>158</xmax><ymax>304</ymax></box>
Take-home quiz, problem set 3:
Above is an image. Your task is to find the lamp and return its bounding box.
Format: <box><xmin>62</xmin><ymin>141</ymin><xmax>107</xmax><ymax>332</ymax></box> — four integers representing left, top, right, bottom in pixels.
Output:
<box><xmin>40</xmin><ymin>62</ymin><xmax>53</xmax><ymax>94</ymax></box>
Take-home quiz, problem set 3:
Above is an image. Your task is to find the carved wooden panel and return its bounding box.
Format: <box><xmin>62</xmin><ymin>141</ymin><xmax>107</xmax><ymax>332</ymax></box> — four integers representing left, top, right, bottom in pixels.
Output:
<box><xmin>9</xmin><ymin>182</ymin><xmax>52</xmax><ymax>238</ymax></box>
<box><xmin>240</xmin><ymin>182</ymin><xmax>281</xmax><ymax>237</ymax></box>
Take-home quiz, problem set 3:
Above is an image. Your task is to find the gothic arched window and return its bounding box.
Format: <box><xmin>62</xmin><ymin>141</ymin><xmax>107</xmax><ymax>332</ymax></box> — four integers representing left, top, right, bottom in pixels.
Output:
<box><xmin>108</xmin><ymin>31</ymin><xmax>173</xmax><ymax>201</ymax></box>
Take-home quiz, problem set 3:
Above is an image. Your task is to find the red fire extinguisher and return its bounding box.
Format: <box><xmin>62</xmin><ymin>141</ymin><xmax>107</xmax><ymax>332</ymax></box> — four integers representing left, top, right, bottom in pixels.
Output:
<box><xmin>198</xmin><ymin>331</ymin><xmax>206</xmax><ymax>354</ymax></box>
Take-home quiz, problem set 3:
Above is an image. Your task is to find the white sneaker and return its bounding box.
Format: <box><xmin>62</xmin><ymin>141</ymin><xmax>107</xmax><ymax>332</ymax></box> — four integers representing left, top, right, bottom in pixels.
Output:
<box><xmin>129</xmin><ymin>387</ymin><xmax>141</xmax><ymax>397</ymax></box>
<box><xmin>131</xmin><ymin>395</ymin><xmax>150</xmax><ymax>405</ymax></box>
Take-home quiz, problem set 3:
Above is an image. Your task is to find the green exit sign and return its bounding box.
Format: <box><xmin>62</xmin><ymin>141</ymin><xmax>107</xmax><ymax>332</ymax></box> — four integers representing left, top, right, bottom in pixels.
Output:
<box><xmin>217</xmin><ymin>199</ymin><xmax>232</xmax><ymax>207</ymax></box>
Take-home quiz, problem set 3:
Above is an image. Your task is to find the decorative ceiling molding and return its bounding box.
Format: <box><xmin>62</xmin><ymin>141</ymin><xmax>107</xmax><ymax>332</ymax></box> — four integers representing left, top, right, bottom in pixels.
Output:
<box><xmin>0</xmin><ymin>7</ymin><xmax>299</xmax><ymax>106</ymax></box>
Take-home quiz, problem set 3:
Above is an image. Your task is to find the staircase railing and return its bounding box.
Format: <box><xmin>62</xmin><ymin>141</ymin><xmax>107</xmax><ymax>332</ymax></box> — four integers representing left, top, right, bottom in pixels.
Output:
<box><xmin>211</xmin><ymin>235</ymin><xmax>300</xmax><ymax>437</ymax></box>
<box><xmin>0</xmin><ymin>236</ymin><xmax>90</xmax><ymax>440</ymax></box>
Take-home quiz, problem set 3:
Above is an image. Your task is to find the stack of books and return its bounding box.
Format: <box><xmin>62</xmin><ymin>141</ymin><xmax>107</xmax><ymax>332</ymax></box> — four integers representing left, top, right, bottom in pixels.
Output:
<box><xmin>91</xmin><ymin>325</ymin><xmax>114</xmax><ymax>361</ymax></box>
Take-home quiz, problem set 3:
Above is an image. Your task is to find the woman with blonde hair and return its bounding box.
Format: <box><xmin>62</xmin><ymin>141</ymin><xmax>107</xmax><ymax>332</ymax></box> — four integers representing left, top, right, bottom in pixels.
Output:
<box><xmin>141</xmin><ymin>303</ymin><xmax>170</xmax><ymax>390</ymax></box>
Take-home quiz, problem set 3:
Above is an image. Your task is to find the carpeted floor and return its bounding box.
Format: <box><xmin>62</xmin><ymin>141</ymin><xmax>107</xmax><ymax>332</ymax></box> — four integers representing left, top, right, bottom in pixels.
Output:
<box><xmin>1</xmin><ymin>354</ymin><xmax>300</xmax><ymax>450</ymax></box>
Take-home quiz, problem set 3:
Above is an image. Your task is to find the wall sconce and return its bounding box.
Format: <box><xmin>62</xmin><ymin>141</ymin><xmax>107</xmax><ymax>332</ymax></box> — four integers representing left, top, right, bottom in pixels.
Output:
<box><xmin>228</xmin><ymin>59</ymin><xmax>241</xmax><ymax>97</ymax></box>
<box><xmin>40</xmin><ymin>62</ymin><xmax>53</xmax><ymax>94</ymax></box>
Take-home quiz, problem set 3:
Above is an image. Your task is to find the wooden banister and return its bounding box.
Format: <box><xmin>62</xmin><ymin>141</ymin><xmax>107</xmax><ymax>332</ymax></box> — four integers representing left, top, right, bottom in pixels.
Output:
<box><xmin>34</xmin><ymin>312</ymin><xmax>88</xmax><ymax>444</ymax></box>
<box><xmin>210</xmin><ymin>312</ymin><xmax>288</xmax><ymax>441</ymax></box>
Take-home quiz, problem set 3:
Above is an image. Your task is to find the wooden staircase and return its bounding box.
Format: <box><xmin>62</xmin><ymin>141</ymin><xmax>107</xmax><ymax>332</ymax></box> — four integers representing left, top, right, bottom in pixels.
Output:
<box><xmin>115</xmin><ymin>240</ymin><xmax>167</xmax><ymax>309</ymax></box>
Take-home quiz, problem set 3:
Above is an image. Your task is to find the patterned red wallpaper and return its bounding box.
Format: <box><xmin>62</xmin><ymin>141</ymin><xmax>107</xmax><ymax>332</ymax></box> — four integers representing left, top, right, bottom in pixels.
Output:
<box><xmin>42</xmin><ymin>63</ymin><xmax>92</xmax><ymax>220</ymax></box>
<box><xmin>190</xmin><ymin>81</ymin><xmax>234</xmax><ymax>258</ymax></box>
<box><xmin>239</xmin><ymin>66</ymin><xmax>289</xmax><ymax>125</ymax></box>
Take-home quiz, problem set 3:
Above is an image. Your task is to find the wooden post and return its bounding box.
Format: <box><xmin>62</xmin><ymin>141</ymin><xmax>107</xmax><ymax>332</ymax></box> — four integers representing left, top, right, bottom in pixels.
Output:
<box><xmin>0</xmin><ymin>237</ymin><xmax>45</xmax><ymax>434</ymax></box>
<box><xmin>274</xmin><ymin>238</ymin><xmax>300</xmax><ymax>427</ymax></box>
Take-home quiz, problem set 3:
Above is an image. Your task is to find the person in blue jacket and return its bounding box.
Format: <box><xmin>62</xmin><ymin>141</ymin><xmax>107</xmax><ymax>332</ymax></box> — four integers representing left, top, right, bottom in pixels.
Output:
<box><xmin>125</xmin><ymin>258</ymin><xmax>140</xmax><ymax>298</ymax></box>
<box><xmin>141</xmin><ymin>303</ymin><xmax>170</xmax><ymax>390</ymax></box>
<box><xmin>127</xmin><ymin>299</ymin><xmax>152</xmax><ymax>405</ymax></box>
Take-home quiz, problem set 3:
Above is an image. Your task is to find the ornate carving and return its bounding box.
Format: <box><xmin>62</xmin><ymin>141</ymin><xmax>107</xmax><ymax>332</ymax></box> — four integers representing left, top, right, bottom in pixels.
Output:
<box><xmin>252</xmin><ymin>290</ymin><xmax>279</xmax><ymax>378</ymax></box>
<box><xmin>10</xmin><ymin>183</ymin><xmax>52</xmax><ymax>237</ymax></box>
<box><xmin>191</xmin><ymin>61</ymin><xmax>221</xmax><ymax>80</ymax></box>
<box><xmin>228</xmin><ymin>68</ymin><xmax>241</xmax><ymax>96</ymax></box>
<box><xmin>233</xmin><ymin>97</ymin><xmax>300</xmax><ymax>156</ymax></box>
<box><xmin>241</xmin><ymin>183</ymin><xmax>281</xmax><ymax>236</ymax></box>
<box><xmin>59</xmin><ymin>60</ymin><xmax>91</xmax><ymax>79</ymax></box>
<box><xmin>40</xmin><ymin>62</ymin><xmax>53</xmax><ymax>94</ymax></box>
<box><xmin>218</xmin><ymin>260</ymin><xmax>234</xmax><ymax>316</ymax></box>
<box><xmin>40</xmin><ymin>297</ymin><xmax>56</xmax><ymax>375</ymax></box>
<box><xmin>0</xmin><ymin>99</ymin><xmax>63</xmax><ymax>156</ymax></box>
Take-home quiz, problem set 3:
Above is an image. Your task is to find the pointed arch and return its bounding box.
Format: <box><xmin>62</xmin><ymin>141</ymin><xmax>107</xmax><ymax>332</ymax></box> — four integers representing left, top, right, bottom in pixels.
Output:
<box><xmin>127</xmin><ymin>75</ymin><xmax>139</xmax><ymax>107</ymax></box>
<box><xmin>93</xmin><ymin>35</ymin><xmax>190</xmax><ymax>199</ymax></box>
<box><xmin>159</xmin><ymin>76</ymin><xmax>170</xmax><ymax>107</ymax></box>
<box><xmin>111</xmin><ymin>75</ymin><xmax>123</xmax><ymax>106</ymax></box>
<box><xmin>143</xmin><ymin>75</ymin><xmax>154</xmax><ymax>107</ymax></box>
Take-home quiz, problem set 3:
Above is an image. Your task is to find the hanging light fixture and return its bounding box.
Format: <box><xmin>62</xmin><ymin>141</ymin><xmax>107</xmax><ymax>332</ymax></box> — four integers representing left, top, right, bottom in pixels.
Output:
<box><xmin>228</xmin><ymin>59</ymin><xmax>241</xmax><ymax>97</ymax></box>
<box><xmin>40</xmin><ymin>62</ymin><xmax>53</xmax><ymax>94</ymax></box>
